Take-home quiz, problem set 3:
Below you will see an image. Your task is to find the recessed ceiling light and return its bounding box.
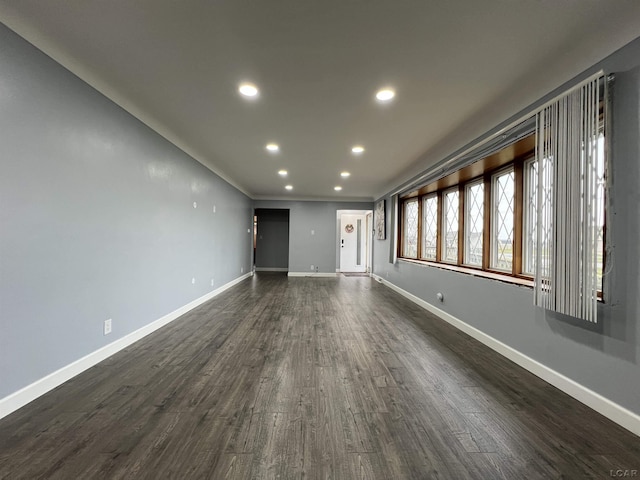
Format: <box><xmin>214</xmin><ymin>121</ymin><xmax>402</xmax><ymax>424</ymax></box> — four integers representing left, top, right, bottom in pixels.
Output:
<box><xmin>376</xmin><ymin>88</ymin><xmax>395</xmax><ymax>102</ymax></box>
<box><xmin>340</xmin><ymin>171</ymin><xmax>351</xmax><ymax>178</ymax></box>
<box><xmin>266</xmin><ymin>143</ymin><xmax>279</xmax><ymax>153</ymax></box>
<box><xmin>238</xmin><ymin>83</ymin><xmax>259</xmax><ymax>98</ymax></box>
<box><xmin>285</xmin><ymin>185</ymin><xmax>293</xmax><ymax>191</ymax></box>
<box><xmin>278</xmin><ymin>170</ymin><xmax>288</xmax><ymax>177</ymax></box>
<box><xmin>351</xmin><ymin>146</ymin><xmax>365</xmax><ymax>154</ymax></box>
<box><xmin>334</xmin><ymin>186</ymin><xmax>342</xmax><ymax>191</ymax></box>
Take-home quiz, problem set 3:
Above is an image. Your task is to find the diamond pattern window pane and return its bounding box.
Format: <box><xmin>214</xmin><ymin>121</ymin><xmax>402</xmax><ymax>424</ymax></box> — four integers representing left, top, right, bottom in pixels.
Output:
<box><xmin>464</xmin><ymin>182</ymin><xmax>484</xmax><ymax>266</ymax></box>
<box><xmin>524</xmin><ymin>157</ymin><xmax>553</xmax><ymax>276</ymax></box>
<box><xmin>596</xmin><ymin>133</ymin><xmax>605</xmax><ymax>290</ymax></box>
<box><xmin>492</xmin><ymin>169</ymin><xmax>515</xmax><ymax>271</ymax></box>
<box><xmin>442</xmin><ymin>189</ymin><xmax>459</xmax><ymax>263</ymax></box>
<box><xmin>421</xmin><ymin>195</ymin><xmax>438</xmax><ymax>260</ymax></box>
<box><xmin>524</xmin><ymin>159</ymin><xmax>538</xmax><ymax>274</ymax></box>
<box><xmin>403</xmin><ymin>199</ymin><xmax>418</xmax><ymax>258</ymax></box>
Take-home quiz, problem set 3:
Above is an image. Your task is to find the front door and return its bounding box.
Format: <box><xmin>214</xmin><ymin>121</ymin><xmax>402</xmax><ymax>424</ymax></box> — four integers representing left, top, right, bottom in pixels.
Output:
<box><xmin>339</xmin><ymin>214</ymin><xmax>366</xmax><ymax>272</ymax></box>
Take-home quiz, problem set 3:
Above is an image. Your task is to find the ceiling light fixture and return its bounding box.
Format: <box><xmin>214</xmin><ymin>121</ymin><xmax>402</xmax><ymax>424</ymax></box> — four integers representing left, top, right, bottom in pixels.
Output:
<box><xmin>285</xmin><ymin>185</ymin><xmax>293</xmax><ymax>191</ymax></box>
<box><xmin>334</xmin><ymin>186</ymin><xmax>342</xmax><ymax>191</ymax></box>
<box><xmin>266</xmin><ymin>143</ymin><xmax>280</xmax><ymax>153</ymax></box>
<box><xmin>238</xmin><ymin>83</ymin><xmax>259</xmax><ymax>98</ymax></box>
<box><xmin>278</xmin><ymin>170</ymin><xmax>288</xmax><ymax>177</ymax></box>
<box><xmin>375</xmin><ymin>88</ymin><xmax>395</xmax><ymax>102</ymax></box>
<box><xmin>351</xmin><ymin>146</ymin><xmax>365</xmax><ymax>154</ymax></box>
<box><xmin>340</xmin><ymin>171</ymin><xmax>351</xmax><ymax>178</ymax></box>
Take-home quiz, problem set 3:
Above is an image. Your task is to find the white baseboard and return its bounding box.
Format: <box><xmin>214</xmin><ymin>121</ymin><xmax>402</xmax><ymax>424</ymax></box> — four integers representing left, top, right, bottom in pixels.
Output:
<box><xmin>287</xmin><ymin>272</ymin><xmax>338</xmax><ymax>278</ymax></box>
<box><xmin>0</xmin><ymin>272</ymin><xmax>252</xmax><ymax>420</ymax></box>
<box><xmin>255</xmin><ymin>267</ymin><xmax>288</xmax><ymax>272</ymax></box>
<box><xmin>371</xmin><ymin>274</ymin><xmax>640</xmax><ymax>438</ymax></box>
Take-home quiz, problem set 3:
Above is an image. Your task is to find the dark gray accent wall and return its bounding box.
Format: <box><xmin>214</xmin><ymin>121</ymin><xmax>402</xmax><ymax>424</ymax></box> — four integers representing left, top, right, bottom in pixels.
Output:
<box><xmin>373</xmin><ymin>38</ymin><xmax>640</xmax><ymax>416</ymax></box>
<box><xmin>255</xmin><ymin>209</ymin><xmax>289</xmax><ymax>270</ymax></box>
<box><xmin>0</xmin><ymin>24</ymin><xmax>253</xmax><ymax>399</ymax></box>
<box><xmin>253</xmin><ymin>201</ymin><xmax>373</xmax><ymax>273</ymax></box>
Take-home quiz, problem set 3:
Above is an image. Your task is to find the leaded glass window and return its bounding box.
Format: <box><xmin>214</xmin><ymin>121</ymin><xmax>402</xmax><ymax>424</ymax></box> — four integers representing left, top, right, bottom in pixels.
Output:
<box><xmin>464</xmin><ymin>181</ymin><xmax>484</xmax><ymax>266</ymax></box>
<box><xmin>442</xmin><ymin>188</ymin><xmax>459</xmax><ymax>263</ymax></box>
<box><xmin>491</xmin><ymin>168</ymin><xmax>515</xmax><ymax>272</ymax></box>
<box><xmin>421</xmin><ymin>195</ymin><xmax>438</xmax><ymax>260</ymax></box>
<box><xmin>402</xmin><ymin>199</ymin><xmax>418</xmax><ymax>258</ymax></box>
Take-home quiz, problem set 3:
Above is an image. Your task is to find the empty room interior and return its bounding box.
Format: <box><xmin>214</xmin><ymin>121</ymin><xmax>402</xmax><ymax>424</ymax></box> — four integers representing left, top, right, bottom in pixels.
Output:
<box><xmin>1</xmin><ymin>2</ymin><xmax>640</xmax><ymax>478</ymax></box>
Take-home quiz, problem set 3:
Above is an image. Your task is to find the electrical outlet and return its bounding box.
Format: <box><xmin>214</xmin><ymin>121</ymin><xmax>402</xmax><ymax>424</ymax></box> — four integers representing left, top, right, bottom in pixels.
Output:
<box><xmin>213</xmin><ymin>205</ymin><xmax>216</xmax><ymax>213</ymax></box>
<box><xmin>241</xmin><ymin>267</ymin><xmax>244</xmax><ymax>273</ymax></box>
<box><xmin>310</xmin><ymin>264</ymin><xmax>314</xmax><ymax>271</ymax></box>
<box><xmin>211</xmin><ymin>279</ymin><xmax>214</xmax><ymax>286</ymax></box>
<box><xmin>192</xmin><ymin>277</ymin><xmax>196</xmax><ymax>285</ymax></box>
<box><xmin>315</xmin><ymin>266</ymin><xmax>319</xmax><ymax>272</ymax></box>
<box><xmin>103</xmin><ymin>319</ymin><xmax>112</xmax><ymax>335</ymax></box>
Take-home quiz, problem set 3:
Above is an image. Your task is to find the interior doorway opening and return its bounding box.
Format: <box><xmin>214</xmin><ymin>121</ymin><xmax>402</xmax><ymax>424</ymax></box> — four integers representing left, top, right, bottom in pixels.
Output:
<box><xmin>254</xmin><ymin>209</ymin><xmax>290</xmax><ymax>272</ymax></box>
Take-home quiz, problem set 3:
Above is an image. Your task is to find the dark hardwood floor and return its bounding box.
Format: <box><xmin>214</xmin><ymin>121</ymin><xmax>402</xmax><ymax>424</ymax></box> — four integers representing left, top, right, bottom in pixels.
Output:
<box><xmin>1</xmin><ymin>273</ymin><xmax>638</xmax><ymax>479</ymax></box>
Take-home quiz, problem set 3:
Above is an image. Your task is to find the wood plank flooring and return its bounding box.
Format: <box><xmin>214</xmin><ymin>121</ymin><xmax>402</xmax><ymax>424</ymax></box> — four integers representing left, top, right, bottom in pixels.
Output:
<box><xmin>1</xmin><ymin>273</ymin><xmax>639</xmax><ymax>479</ymax></box>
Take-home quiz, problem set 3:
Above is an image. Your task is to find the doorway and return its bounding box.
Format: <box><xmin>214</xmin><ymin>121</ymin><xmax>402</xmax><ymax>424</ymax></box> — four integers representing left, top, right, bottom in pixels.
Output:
<box><xmin>338</xmin><ymin>210</ymin><xmax>372</xmax><ymax>273</ymax></box>
<box><xmin>254</xmin><ymin>209</ymin><xmax>290</xmax><ymax>272</ymax></box>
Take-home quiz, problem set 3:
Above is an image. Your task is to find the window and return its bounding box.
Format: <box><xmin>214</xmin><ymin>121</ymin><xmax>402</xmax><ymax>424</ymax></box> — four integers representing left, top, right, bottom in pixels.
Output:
<box><xmin>464</xmin><ymin>181</ymin><xmax>484</xmax><ymax>266</ymax></box>
<box><xmin>397</xmin><ymin>76</ymin><xmax>606</xmax><ymax>310</ymax></box>
<box><xmin>421</xmin><ymin>194</ymin><xmax>438</xmax><ymax>260</ymax></box>
<box><xmin>402</xmin><ymin>198</ymin><xmax>418</xmax><ymax>258</ymax></box>
<box><xmin>523</xmin><ymin>157</ymin><xmax>552</xmax><ymax>276</ymax></box>
<box><xmin>491</xmin><ymin>167</ymin><xmax>515</xmax><ymax>272</ymax></box>
<box><xmin>442</xmin><ymin>188</ymin><xmax>459</xmax><ymax>263</ymax></box>
<box><xmin>523</xmin><ymin>158</ymin><xmax>538</xmax><ymax>275</ymax></box>
<box><xmin>595</xmin><ymin>132</ymin><xmax>606</xmax><ymax>290</ymax></box>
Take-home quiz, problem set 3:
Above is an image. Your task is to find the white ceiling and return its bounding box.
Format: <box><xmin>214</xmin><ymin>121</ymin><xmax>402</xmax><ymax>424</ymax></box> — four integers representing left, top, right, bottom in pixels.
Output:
<box><xmin>1</xmin><ymin>1</ymin><xmax>639</xmax><ymax>201</ymax></box>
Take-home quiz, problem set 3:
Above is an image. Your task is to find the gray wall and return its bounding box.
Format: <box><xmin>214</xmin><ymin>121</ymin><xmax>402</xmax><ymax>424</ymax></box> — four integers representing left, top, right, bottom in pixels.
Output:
<box><xmin>254</xmin><ymin>201</ymin><xmax>372</xmax><ymax>273</ymax></box>
<box><xmin>0</xmin><ymin>24</ymin><xmax>253</xmax><ymax>399</ymax></box>
<box><xmin>255</xmin><ymin>209</ymin><xmax>289</xmax><ymax>270</ymax></box>
<box><xmin>373</xmin><ymin>38</ymin><xmax>640</xmax><ymax>416</ymax></box>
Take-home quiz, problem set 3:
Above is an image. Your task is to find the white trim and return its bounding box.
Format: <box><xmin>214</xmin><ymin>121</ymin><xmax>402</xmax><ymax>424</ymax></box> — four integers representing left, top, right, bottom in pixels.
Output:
<box><xmin>287</xmin><ymin>272</ymin><xmax>338</xmax><ymax>278</ymax></box>
<box><xmin>255</xmin><ymin>267</ymin><xmax>288</xmax><ymax>272</ymax></box>
<box><xmin>0</xmin><ymin>272</ymin><xmax>252</xmax><ymax>420</ymax></box>
<box><xmin>252</xmin><ymin>194</ymin><xmax>373</xmax><ymax>202</ymax></box>
<box><xmin>371</xmin><ymin>274</ymin><xmax>640</xmax><ymax>437</ymax></box>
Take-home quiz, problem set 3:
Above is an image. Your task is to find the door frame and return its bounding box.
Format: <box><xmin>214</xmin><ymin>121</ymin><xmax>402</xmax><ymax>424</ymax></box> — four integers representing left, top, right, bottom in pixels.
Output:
<box><xmin>337</xmin><ymin>209</ymin><xmax>373</xmax><ymax>273</ymax></box>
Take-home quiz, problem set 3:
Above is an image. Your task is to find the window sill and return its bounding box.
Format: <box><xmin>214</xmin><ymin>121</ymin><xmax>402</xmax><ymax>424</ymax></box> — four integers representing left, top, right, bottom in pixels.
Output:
<box><xmin>398</xmin><ymin>257</ymin><xmax>534</xmax><ymax>288</ymax></box>
<box><xmin>397</xmin><ymin>258</ymin><xmax>604</xmax><ymax>302</ymax></box>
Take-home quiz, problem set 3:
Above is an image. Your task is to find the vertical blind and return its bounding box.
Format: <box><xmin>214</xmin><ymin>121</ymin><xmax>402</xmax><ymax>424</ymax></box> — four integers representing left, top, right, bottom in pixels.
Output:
<box><xmin>534</xmin><ymin>75</ymin><xmax>604</xmax><ymax>322</ymax></box>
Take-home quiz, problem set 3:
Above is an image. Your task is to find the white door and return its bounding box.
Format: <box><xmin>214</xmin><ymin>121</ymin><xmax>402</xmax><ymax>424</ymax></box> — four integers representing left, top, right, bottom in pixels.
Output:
<box><xmin>340</xmin><ymin>214</ymin><xmax>367</xmax><ymax>272</ymax></box>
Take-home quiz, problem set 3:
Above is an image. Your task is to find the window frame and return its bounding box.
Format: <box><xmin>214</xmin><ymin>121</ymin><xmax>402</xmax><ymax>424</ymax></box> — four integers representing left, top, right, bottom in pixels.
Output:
<box><xmin>401</xmin><ymin>197</ymin><xmax>419</xmax><ymax>259</ymax></box>
<box><xmin>420</xmin><ymin>193</ymin><xmax>439</xmax><ymax>261</ymax></box>
<box><xmin>463</xmin><ymin>179</ymin><xmax>484</xmax><ymax>267</ymax></box>
<box><xmin>441</xmin><ymin>187</ymin><xmax>460</xmax><ymax>264</ymax></box>
<box><xmin>490</xmin><ymin>165</ymin><xmax>516</xmax><ymax>273</ymax></box>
